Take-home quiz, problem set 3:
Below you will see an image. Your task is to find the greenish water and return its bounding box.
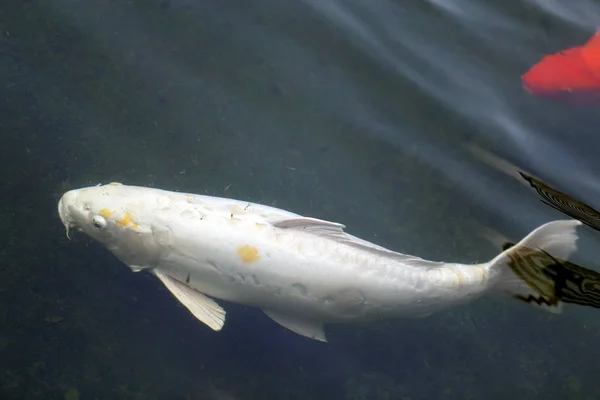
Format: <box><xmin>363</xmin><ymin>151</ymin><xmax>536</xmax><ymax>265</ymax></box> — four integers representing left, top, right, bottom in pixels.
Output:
<box><xmin>2</xmin><ymin>0</ymin><xmax>600</xmax><ymax>399</ymax></box>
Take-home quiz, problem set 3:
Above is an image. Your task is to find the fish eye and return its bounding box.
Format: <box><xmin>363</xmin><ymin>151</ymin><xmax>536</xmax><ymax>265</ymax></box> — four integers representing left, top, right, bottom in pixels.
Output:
<box><xmin>92</xmin><ymin>215</ymin><xmax>107</xmax><ymax>230</ymax></box>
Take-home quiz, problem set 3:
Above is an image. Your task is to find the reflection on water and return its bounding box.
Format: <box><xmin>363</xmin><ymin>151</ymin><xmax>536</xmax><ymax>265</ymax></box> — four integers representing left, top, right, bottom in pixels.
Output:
<box><xmin>2</xmin><ymin>0</ymin><xmax>600</xmax><ymax>399</ymax></box>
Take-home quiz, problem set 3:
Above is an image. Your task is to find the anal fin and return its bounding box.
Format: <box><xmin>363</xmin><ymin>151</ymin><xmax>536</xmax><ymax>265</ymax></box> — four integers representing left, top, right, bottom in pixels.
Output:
<box><xmin>154</xmin><ymin>270</ymin><xmax>226</xmax><ymax>331</ymax></box>
<box><xmin>263</xmin><ymin>309</ymin><xmax>327</xmax><ymax>342</ymax></box>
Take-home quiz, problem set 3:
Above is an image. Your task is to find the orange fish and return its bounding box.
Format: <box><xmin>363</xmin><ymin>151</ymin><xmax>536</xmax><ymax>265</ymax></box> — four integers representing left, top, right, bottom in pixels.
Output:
<box><xmin>522</xmin><ymin>31</ymin><xmax>600</xmax><ymax>105</ymax></box>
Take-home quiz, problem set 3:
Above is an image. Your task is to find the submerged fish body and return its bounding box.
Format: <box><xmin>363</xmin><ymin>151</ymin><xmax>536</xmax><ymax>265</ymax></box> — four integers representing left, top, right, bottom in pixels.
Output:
<box><xmin>58</xmin><ymin>183</ymin><xmax>593</xmax><ymax>341</ymax></box>
<box><xmin>522</xmin><ymin>31</ymin><xmax>600</xmax><ymax>105</ymax></box>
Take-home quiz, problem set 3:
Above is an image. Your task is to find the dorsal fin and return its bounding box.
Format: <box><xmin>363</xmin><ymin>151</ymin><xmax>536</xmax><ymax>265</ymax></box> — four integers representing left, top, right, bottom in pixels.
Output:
<box><xmin>271</xmin><ymin>217</ymin><xmax>446</xmax><ymax>269</ymax></box>
<box><xmin>271</xmin><ymin>217</ymin><xmax>345</xmax><ymax>229</ymax></box>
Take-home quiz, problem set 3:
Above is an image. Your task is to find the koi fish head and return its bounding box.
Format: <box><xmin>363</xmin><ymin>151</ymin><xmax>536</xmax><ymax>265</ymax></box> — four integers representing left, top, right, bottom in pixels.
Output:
<box><xmin>58</xmin><ymin>183</ymin><xmax>166</xmax><ymax>269</ymax></box>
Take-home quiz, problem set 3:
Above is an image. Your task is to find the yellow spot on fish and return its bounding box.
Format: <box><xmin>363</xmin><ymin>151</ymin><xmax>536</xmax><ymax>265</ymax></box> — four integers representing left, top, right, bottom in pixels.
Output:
<box><xmin>185</xmin><ymin>194</ymin><xmax>193</xmax><ymax>204</ymax></box>
<box><xmin>116</xmin><ymin>213</ymin><xmax>138</xmax><ymax>229</ymax></box>
<box><xmin>237</xmin><ymin>245</ymin><xmax>260</xmax><ymax>264</ymax></box>
<box><xmin>109</xmin><ymin>182</ymin><xmax>121</xmax><ymax>186</ymax></box>
<box><xmin>98</xmin><ymin>208</ymin><xmax>113</xmax><ymax>219</ymax></box>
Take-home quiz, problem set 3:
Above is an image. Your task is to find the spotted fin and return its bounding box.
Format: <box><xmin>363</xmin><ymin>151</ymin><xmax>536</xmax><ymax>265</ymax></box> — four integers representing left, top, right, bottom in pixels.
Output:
<box><xmin>154</xmin><ymin>270</ymin><xmax>226</xmax><ymax>331</ymax></box>
<box><xmin>263</xmin><ymin>309</ymin><xmax>327</xmax><ymax>342</ymax></box>
<box><xmin>501</xmin><ymin>241</ymin><xmax>600</xmax><ymax>310</ymax></box>
<box><xmin>519</xmin><ymin>172</ymin><xmax>600</xmax><ymax>232</ymax></box>
<box><xmin>490</xmin><ymin>220</ymin><xmax>595</xmax><ymax>313</ymax></box>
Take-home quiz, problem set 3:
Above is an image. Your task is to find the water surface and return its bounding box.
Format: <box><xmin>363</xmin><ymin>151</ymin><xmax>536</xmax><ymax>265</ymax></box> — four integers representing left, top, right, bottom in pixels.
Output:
<box><xmin>2</xmin><ymin>0</ymin><xmax>600</xmax><ymax>399</ymax></box>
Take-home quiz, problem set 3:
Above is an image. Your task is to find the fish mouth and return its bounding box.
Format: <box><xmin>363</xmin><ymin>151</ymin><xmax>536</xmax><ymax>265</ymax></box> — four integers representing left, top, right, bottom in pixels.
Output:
<box><xmin>58</xmin><ymin>193</ymin><xmax>77</xmax><ymax>239</ymax></box>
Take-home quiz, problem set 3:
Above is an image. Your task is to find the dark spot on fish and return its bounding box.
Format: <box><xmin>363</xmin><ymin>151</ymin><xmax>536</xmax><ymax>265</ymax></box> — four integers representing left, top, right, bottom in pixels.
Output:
<box><xmin>185</xmin><ymin>273</ymin><xmax>190</xmax><ymax>284</ymax></box>
<box><xmin>334</xmin><ymin>288</ymin><xmax>366</xmax><ymax>316</ymax></box>
<box><xmin>291</xmin><ymin>283</ymin><xmax>308</xmax><ymax>296</ymax></box>
<box><xmin>502</xmin><ymin>242</ymin><xmax>515</xmax><ymax>251</ymax></box>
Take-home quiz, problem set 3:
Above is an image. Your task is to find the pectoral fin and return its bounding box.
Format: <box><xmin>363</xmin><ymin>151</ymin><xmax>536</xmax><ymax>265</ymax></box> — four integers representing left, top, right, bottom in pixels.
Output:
<box><xmin>154</xmin><ymin>270</ymin><xmax>226</xmax><ymax>331</ymax></box>
<box><xmin>263</xmin><ymin>309</ymin><xmax>327</xmax><ymax>342</ymax></box>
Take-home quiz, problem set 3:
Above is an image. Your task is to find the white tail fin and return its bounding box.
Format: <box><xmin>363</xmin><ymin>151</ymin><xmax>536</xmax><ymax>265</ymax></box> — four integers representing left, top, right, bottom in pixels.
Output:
<box><xmin>488</xmin><ymin>219</ymin><xmax>600</xmax><ymax>313</ymax></box>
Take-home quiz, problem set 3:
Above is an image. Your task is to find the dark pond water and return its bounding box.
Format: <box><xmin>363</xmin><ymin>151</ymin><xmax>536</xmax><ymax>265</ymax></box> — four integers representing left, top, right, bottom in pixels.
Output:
<box><xmin>2</xmin><ymin>0</ymin><xmax>600</xmax><ymax>399</ymax></box>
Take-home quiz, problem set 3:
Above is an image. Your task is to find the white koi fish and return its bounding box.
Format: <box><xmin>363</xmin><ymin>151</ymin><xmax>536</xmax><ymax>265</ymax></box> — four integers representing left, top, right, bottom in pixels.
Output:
<box><xmin>57</xmin><ymin>183</ymin><xmax>597</xmax><ymax>342</ymax></box>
